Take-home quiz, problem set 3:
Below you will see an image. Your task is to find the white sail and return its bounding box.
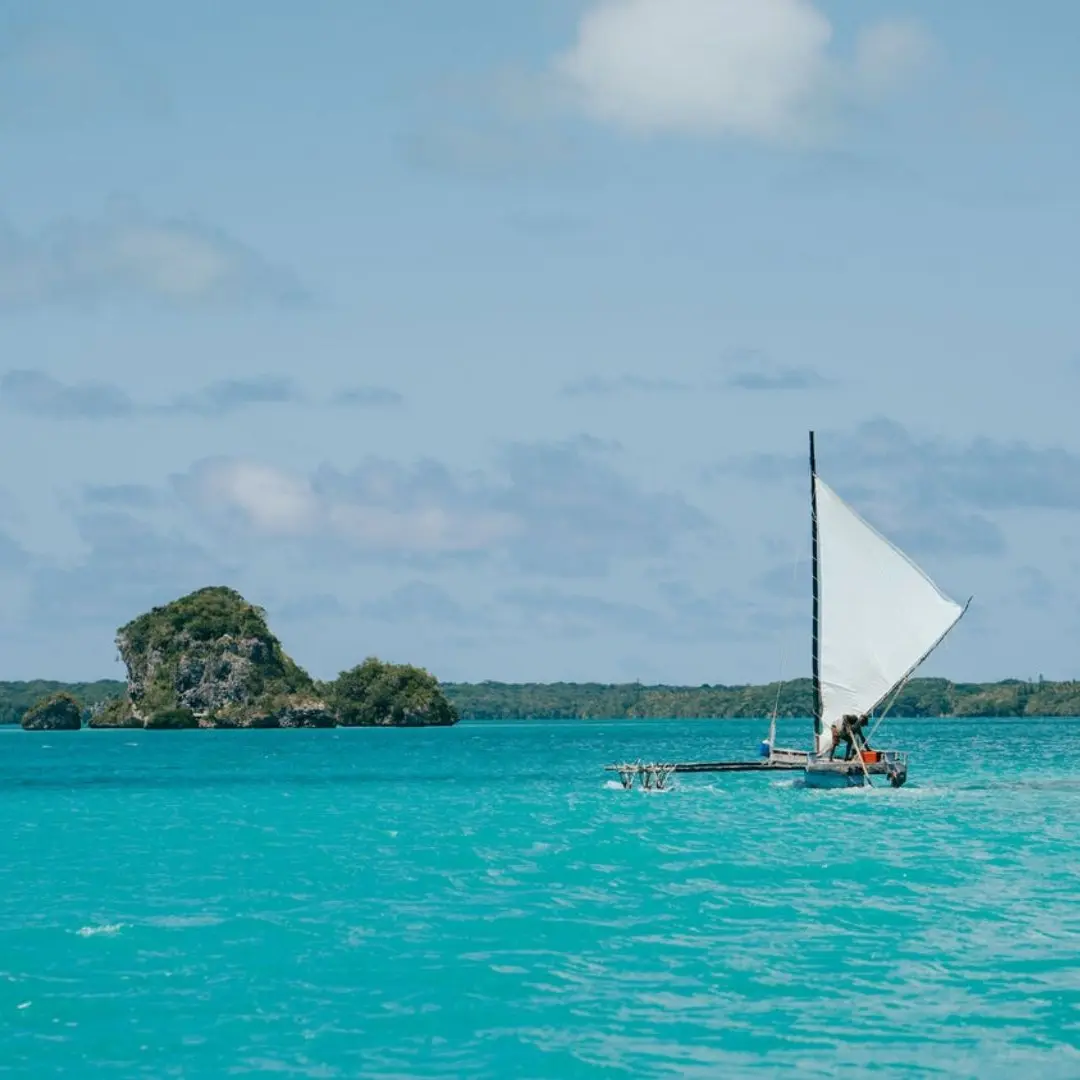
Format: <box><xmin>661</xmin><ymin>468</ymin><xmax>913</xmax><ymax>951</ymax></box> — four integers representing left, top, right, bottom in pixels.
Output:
<box><xmin>814</xmin><ymin>476</ymin><xmax>965</xmax><ymax>755</ymax></box>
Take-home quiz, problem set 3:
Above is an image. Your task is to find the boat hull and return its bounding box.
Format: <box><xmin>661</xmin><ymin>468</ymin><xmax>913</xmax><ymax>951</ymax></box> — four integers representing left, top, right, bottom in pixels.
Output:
<box><xmin>803</xmin><ymin>763</ymin><xmax>869</xmax><ymax>789</ymax></box>
<box><xmin>804</xmin><ymin>752</ymin><xmax>908</xmax><ymax>789</ymax></box>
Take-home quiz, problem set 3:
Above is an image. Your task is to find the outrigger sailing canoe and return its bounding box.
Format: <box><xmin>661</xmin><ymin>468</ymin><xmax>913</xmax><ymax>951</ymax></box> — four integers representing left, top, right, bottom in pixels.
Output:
<box><xmin>797</xmin><ymin>430</ymin><xmax>970</xmax><ymax>788</ymax></box>
<box><xmin>607</xmin><ymin>431</ymin><xmax>970</xmax><ymax>791</ymax></box>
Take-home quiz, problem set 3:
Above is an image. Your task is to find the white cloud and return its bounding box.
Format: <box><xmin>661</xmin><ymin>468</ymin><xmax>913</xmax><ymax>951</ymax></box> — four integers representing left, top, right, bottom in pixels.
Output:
<box><xmin>105</xmin><ymin>225</ymin><xmax>231</xmax><ymax>299</ymax></box>
<box><xmin>177</xmin><ymin>439</ymin><xmax>707</xmax><ymax>571</ymax></box>
<box><xmin>551</xmin><ymin>0</ymin><xmax>934</xmax><ymax>144</ymax></box>
<box><xmin>327</xmin><ymin>503</ymin><xmax>518</xmax><ymax>554</ymax></box>
<box><xmin>0</xmin><ymin>200</ymin><xmax>305</xmax><ymax>310</ymax></box>
<box><xmin>195</xmin><ymin>461</ymin><xmax>318</xmax><ymax>536</ymax></box>
<box><xmin>184</xmin><ymin>459</ymin><xmax>519</xmax><ymax>554</ymax></box>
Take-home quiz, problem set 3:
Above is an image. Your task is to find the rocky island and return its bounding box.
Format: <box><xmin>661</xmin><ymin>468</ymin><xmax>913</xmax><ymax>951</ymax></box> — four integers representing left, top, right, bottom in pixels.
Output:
<box><xmin>20</xmin><ymin>691</ymin><xmax>83</xmax><ymax>731</ymax></box>
<box><xmin>326</xmin><ymin>656</ymin><xmax>459</xmax><ymax>728</ymax></box>
<box><xmin>78</xmin><ymin>585</ymin><xmax>458</xmax><ymax>730</ymax></box>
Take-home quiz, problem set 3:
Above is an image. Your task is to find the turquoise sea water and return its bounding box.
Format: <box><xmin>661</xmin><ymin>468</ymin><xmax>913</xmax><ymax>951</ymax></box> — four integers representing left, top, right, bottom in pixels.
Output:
<box><xmin>2</xmin><ymin>717</ymin><xmax>1079</xmax><ymax>1078</ymax></box>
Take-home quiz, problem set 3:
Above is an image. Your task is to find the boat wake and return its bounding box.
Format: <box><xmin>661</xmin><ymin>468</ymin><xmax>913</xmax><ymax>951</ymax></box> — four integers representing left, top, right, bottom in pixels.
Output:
<box><xmin>75</xmin><ymin>923</ymin><xmax>125</xmax><ymax>937</ymax></box>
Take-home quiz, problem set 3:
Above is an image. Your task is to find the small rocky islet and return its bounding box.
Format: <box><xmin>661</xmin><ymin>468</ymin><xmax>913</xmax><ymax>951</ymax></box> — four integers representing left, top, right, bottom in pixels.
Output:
<box><xmin>20</xmin><ymin>586</ymin><xmax>458</xmax><ymax>731</ymax></box>
<box><xmin>20</xmin><ymin>691</ymin><xmax>84</xmax><ymax>731</ymax></box>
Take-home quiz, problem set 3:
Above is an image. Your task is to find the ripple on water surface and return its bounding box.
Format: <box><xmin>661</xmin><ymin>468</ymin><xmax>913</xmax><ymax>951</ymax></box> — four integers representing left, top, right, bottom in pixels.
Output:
<box><xmin>1</xmin><ymin>717</ymin><xmax>1079</xmax><ymax>1078</ymax></box>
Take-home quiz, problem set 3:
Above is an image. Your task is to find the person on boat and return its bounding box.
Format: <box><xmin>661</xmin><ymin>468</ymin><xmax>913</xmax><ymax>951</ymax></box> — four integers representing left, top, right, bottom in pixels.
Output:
<box><xmin>831</xmin><ymin>713</ymin><xmax>870</xmax><ymax>760</ymax></box>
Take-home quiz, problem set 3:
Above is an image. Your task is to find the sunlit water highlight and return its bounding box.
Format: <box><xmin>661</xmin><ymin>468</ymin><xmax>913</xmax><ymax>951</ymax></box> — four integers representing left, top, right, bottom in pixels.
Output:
<box><xmin>2</xmin><ymin>717</ymin><xmax>1079</xmax><ymax>1077</ymax></box>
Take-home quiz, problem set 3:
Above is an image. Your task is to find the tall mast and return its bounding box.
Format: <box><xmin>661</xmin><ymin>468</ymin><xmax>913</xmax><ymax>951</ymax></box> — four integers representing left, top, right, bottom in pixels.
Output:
<box><xmin>809</xmin><ymin>430</ymin><xmax>822</xmax><ymax>744</ymax></box>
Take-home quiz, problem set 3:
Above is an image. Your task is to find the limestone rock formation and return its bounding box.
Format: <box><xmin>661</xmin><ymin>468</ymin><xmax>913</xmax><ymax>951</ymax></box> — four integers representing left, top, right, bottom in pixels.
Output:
<box><xmin>87</xmin><ymin>699</ymin><xmax>143</xmax><ymax>728</ymax></box>
<box><xmin>113</xmin><ymin>586</ymin><xmax>328</xmax><ymax>728</ymax></box>
<box><xmin>77</xmin><ymin>586</ymin><xmax>456</xmax><ymax>730</ymax></box>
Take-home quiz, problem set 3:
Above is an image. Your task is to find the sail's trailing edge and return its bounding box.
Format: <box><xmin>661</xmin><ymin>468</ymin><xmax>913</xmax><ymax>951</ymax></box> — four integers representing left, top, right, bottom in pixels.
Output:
<box><xmin>810</xmin><ymin>465</ymin><xmax>967</xmax><ymax>757</ymax></box>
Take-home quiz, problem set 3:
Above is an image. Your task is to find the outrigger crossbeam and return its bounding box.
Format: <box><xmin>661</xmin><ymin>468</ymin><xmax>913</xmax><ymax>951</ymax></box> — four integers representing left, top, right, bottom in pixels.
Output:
<box><xmin>606</xmin><ymin>759</ymin><xmax>805</xmax><ymax>790</ymax></box>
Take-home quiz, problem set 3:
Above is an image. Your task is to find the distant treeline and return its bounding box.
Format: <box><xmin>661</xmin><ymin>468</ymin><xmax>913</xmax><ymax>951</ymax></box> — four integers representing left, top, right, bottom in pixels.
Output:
<box><xmin>3</xmin><ymin>676</ymin><xmax>1079</xmax><ymax>725</ymax></box>
<box><xmin>440</xmin><ymin>677</ymin><xmax>1080</xmax><ymax>719</ymax></box>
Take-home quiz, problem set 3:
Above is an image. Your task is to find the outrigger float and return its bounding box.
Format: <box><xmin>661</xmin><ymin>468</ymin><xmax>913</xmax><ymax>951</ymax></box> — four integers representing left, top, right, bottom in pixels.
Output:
<box><xmin>606</xmin><ymin>431</ymin><xmax>971</xmax><ymax>791</ymax></box>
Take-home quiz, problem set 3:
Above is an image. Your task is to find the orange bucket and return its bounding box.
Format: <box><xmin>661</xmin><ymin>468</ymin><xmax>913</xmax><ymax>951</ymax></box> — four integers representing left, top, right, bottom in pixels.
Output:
<box><xmin>860</xmin><ymin>750</ymin><xmax>880</xmax><ymax>764</ymax></box>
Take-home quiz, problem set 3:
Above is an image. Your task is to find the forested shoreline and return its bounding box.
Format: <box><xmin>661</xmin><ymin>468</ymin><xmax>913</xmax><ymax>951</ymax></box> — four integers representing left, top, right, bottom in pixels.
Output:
<box><xmin>440</xmin><ymin>677</ymin><xmax>1077</xmax><ymax>719</ymax></box>
<box><xmin>4</xmin><ymin>675</ymin><xmax>1078</xmax><ymax>725</ymax></box>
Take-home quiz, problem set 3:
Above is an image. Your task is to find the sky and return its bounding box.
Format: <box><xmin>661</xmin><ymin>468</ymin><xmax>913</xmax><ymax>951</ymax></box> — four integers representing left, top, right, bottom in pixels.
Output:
<box><xmin>1</xmin><ymin>0</ymin><xmax>1079</xmax><ymax>685</ymax></box>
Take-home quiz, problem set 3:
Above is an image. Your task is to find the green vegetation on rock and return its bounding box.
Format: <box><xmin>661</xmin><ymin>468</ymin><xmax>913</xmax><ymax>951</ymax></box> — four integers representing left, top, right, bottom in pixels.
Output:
<box><xmin>20</xmin><ymin>691</ymin><xmax>83</xmax><ymax>731</ymax></box>
<box><xmin>327</xmin><ymin>658</ymin><xmax>459</xmax><ymax>727</ymax></box>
